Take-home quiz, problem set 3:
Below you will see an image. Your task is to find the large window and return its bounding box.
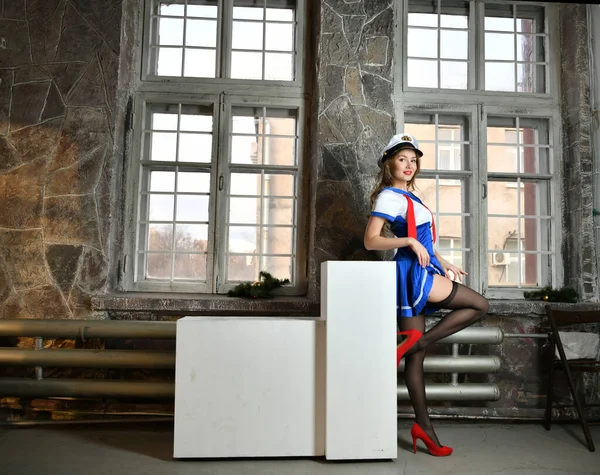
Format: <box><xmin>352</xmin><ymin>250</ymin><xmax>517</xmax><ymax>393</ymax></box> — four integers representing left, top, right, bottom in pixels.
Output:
<box><xmin>398</xmin><ymin>0</ymin><xmax>560</xmax><ymax>298</ymax></box>
<box><xmin>124</xmin><ymin>0</ymin><xmax>306</xmax><ymax>294</ymax></box>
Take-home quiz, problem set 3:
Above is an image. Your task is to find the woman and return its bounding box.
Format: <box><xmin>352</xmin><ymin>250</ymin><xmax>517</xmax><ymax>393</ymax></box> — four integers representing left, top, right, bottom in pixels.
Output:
<box><xmin>364</xmin><ymin>133</ymin><xmax>489</xmax><ymax>457</ymax></box>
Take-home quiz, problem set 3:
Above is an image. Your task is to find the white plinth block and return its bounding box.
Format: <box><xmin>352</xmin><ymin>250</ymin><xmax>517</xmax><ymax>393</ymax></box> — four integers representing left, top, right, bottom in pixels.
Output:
<box><xmin>322</xmin><ymin>261</ymin><xmax>398</xmax><ymax>460</ymax></box>
<box><xmin>173</xmin><ymin>317</ymin><xmax>325</xmax><ymax>458</ymax></box>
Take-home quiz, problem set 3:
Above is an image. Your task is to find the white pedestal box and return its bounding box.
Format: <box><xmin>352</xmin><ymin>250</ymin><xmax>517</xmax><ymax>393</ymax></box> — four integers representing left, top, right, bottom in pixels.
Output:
<box><xmin>173</xmin><ymin>317</ymin><xmax>326</xmax><ymax>458</ymax></box>
<box><xmin>322</xmin><ymin>261</ymin><xmax>398</xmax><ymax>460</ymax></box>
<box><xmin>173</xmin><ymin>261</ymin><xmax>398</xmax><ymax>460</ymax></box>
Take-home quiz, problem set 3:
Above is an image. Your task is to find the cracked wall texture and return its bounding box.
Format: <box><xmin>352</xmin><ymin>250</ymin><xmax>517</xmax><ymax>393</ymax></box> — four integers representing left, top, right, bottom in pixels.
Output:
<box><xmin>559</xmin><ymin>4</ymin><xmax>598</xmax><ymax>302</ymax></box>
<box><xmin>309</xmin><ymin>0</ymin><xmax>395</xmax><ymax>298</ymax></box>
<box><xmin>0</xmin><ymin>0</ymin><xmax>121</xmax><ymax>322</ymax></box>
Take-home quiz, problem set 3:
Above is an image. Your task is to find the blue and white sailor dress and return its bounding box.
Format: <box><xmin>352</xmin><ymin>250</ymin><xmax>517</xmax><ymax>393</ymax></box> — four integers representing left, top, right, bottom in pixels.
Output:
<box><xmin>371</xmin><ymin>187</ymin><xmax>445</xmax><ymax>317</ymax></box>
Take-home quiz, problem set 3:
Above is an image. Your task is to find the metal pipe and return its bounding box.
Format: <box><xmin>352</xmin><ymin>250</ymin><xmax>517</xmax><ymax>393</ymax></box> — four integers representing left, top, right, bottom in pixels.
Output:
<box><xmin>0</xmin><ymin>320</ymin><xmax>176</xmax><ymax>339</ymax></box>
<box><xmin>451</xmin><ymin>344</ymin><xmax>459</xmax><ymax>384</ymax></box>
<box><xmin>0</xmin><ymin>349</ymin><xmax>175</xmax><ymax>369</ymax></box>
<box><xmin>34</xmin><ymin>337</ymin><xmax>43</xmax><ymax>381</ymax></box>
<box><xmin>397</xmin><ymin>383</ymin><xmax>501</xmax><ymax>401</ymax></box>
<box><xmin>0</xmin><ymin>378</ymin><xmax>175</xmax><ymax>399</ymax></box>
<box><xmin>1</xmin><ymin>378</ymin><xmax>500</xmax><ymax>402</ymax></box>
<box><xmin>504</xmin><ymin>333</ymin><xmax>548</xmax><ymax>339</ymax></box>
<box><xmin>436</xmin><ymin>327</ymin><xmax>504</xmax><ymax>344</ymax></box>
<box><xmin>397</xmin><ymin>355</ymin><xmax>501</xmax><ymax>373</ymax></box>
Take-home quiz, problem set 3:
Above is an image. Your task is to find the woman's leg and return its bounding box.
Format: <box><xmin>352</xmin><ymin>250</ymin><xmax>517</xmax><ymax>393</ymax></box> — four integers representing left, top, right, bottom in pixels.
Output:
<box><xmin>398</xmin><ymin>315</ymin><xmax>443</xmax><ymax>446</ymax></box>
<box><xmin>411</xmin><ymin>274</ymin><xmax>489</xmax><ymax>354</ymax></box>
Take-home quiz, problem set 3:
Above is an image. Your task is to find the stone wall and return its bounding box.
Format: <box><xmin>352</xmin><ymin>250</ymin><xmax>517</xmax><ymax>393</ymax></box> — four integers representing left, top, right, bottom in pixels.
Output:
<box><xmin>0</xmin><ymin>0</ymin><xmax>121</xmax><ymax>321</ymax></box>
<box><xmin>309</xmin><ymin>0</ymin><xmax>395</xmax><ymax>299</ymax></box>
<box><xmin>559</xmin><ymin>4</ymin><xmax>598</xmax><ymax>302</ymax></box>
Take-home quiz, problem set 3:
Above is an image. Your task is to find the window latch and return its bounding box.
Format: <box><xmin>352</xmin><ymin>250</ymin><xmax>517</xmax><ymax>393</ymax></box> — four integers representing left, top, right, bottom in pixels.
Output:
<box><xmin>219</xmin><ymin>174</ymin><xmax>224</xmax><ymax>191</ymax></box>
<box><xmin>482</xmin><ymin>183</ymin><xmax>487</xmax><ymax>199</ymax></box>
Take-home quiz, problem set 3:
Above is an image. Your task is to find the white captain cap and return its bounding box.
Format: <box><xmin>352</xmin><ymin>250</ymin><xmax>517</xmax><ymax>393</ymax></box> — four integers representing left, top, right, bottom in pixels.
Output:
<box><xmin>378</xmin><ymin>133</ymin><xmax>423</xmax><ymax>168</ymax></box>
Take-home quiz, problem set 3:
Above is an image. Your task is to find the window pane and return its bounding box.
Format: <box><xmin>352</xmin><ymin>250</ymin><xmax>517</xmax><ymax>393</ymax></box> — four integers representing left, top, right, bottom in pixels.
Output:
<box><xmin>487</xmin><ymin>144</ymin><xmax>520</xmax><ymax>173</ymax></box>
<box><xmin>187</xmin><ymin>5</ymin><xmax>218</xmax><ymax>18</ymax></box>
<box><xmin>485</xmin><ymin>63</ymin><xmax>515</xmax><ymax>92</ymax></box>
<box><xmin>148</xmin><ymin>224</ymin><xmax>173</xmax><ymax>251</ymax></box>
<box><xmin>437</xmin><ymin>238</ymin><xmax>463</xmax><ymax>268</ymax></box>
<box><xmin>152</xmin><ymin>113</ymin><xmax>178</xmax><ymax>131</ymax></box>
<box><xmin>229</xmin><ymin>197</ymin><xmax>260</xmax><ymax>224</ymax></box>
<box><xmin>175</xmin><ymin>224</ymin><xmax>208</xmax><ymax>251</ymax></box>
<box><xmin>408</xmin><ymin>13</ymin><xmax>437</xmax><ymax>27</ymax></box>
<box><xmin>517</xmin><ymin>64</ymin><xmax>544</xmax><ymax>93</ymax></box>
<box><xmin>177</xmin><ymin>172</ymin><xmax>211</xmax><ymax>193</ymax></box>
<box><xmin>146</xmin><ymin>254</ymin><xmax>172</xmax><ymax>279</ymax></box>
<box><xmin>156</xmin><ymin>47</ymin><xmax>182</xmax><ymax>76</ymax></box>
<box><xmin>234</xmin><ymin>6</ymin><xmax>264</xmax><ymax>20</ymax></box>
<box><xmin>184</xmin><ymin>49</ymin><xmax>217</xmax><ymax>78</ymax></box>
<box><xmin>264</xmin><ymin>198</ymin><xmax>294</xmax><ymax>225</ymax></box>
<box><xmin>176</xmin><ymin>195</ymin><xmax>209</xmax><ymax>222</ymax></box>
<box><xmin>174</xmin><ymin>253</ymin><xmax>207</xmax><ymax>280</ymax></box>
<box><xmin>158</xmin><ymin>18</ymin><xmax>184</xmax><ymax>45</ymax></box>
<box><xmin>437</xmin><ymin>216</ymin><xmax>463</xmax><ymax>243</ymax></box>
<box><xmin>485</xmin><ymin>33</ymin><xmax>515</xmax><ymax>61</ymax></box>
<box><xmin>178</xmin><ymin>133</ymin><xmax>212</xmax><ymax>163</ymax></box>
<box><xmin>180</xmin><ymin>111</ymin><xmax>212</xmax><ymax>132</ymax></box>
<box><xmin>159</xmin><ymin>2</ymin><xmax>184</xmax><ymax>16</ymax></box>
<box><xmin>150</xmin><ymin>132</ymin><xmax>177</xmax><ymax>161</ymax></box>
<box><xmin>440</xmin><ymin>30</ymin><xmax>467</xmax><ymax>60</ymax></box>
<box><xmin>264</xmin><ymin>136</ymin><xmax>296</xmax><ymax>166</ymax></box>
<box><xmin>149</xmin><ymin>171</ymin><xmax>175</xmax><ymax>192</ymax></box>
<box><xmin>488</xmin><ymin>251</ymin><xmax>519</xmax><ymax>286</ymax></box>
<box><xmin>227</xmin><ymin>255</ymin><xmax>258</xmax><ymax>282</ymax></box>
<box><xmin>228</xmin><ymin>226</ymin><xmax>258</xmax><ymax>253</ymax></box>
<box><xmin>263</xmin><ymin>226</ymin><xmax>293</xmax><ymax>255</ymax></box>
<box><xmin>408</xmin><ymin>29</ymin><xmax>438</xmax><ymax>58</ymax></box>
<box><xmin>485</xmin><ymin>16</ymin><xmax>514</xmax><ymax>32</ymax></box>
<box><xmin>232</xmin><ymin>21</ymin><xmax>264</xmax><ymax>50</ymax></box>
<box><xmin>265</xmin><ymin>174</ymin><xmax>294</xmax><ymax>196</ymax></box>
<box><xmin>232</xmin><ymin>135</ymin><xmax>259</xmax><ymax>164</ymax></box>
<box><xmin>231</xmin><ymin>173</ymin><xmax>261</xmax><ymax>196</ymax></box>
<box><xmin>265</xmin><ymin>23</ymin><xmax>294</xmax><ymax>51</ymax></box>
<box><xmin>231</xmin><ymin>51</ymin><xmax>263</xmax><ymax>79</ymax></box>
<box><xmin>488</xmin><ymin>216</ymin><xmax>520</xmax><ymax>251</ymax></box>
<box><xmin>440</xmin><ymin>14</ymin><xmax>467</xmax><ymax>29</ymax></box>
<box><xmin>149</xmin><ymin>194</ymin><xmax>174</xmax><ymax>221</ymax></box>
<box><xmin>266</xmin><ymin>8</ymin><xmax>294</xmax><ymax>22</ymax></box>
<box><xmin>186</xmin><ymin>20</ymin><xmax>217</xmax><ymax>47</ymax></box>
<box><xmin>265</xmin><ymin>53</ymin><xmax>293</xmax><ymax>81</ymax></box>
<box><xmin>261</xmin><ymin>256</ymin><xmax>292</xmax><ymax>281</ymax></box>
<box><xmin>440</xmin><ymin>61</ymin><xmax>467</xmax><ymax>89</ymax></box>
<box><xmin>407</xmin><ymin>59</ymin><xmax>437</xmax><ymax>88</ymax></box>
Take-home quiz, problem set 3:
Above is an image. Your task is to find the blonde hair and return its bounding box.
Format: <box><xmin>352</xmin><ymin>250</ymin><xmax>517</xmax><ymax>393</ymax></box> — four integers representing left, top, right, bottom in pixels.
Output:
<box><xmin>369</xmin><ymin>148</ymin><xmax>421</xmax><ymax>209</ymax></box>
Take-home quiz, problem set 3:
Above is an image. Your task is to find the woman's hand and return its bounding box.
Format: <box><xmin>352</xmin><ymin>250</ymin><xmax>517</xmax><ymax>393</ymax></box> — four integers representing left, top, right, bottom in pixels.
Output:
<box><xmin>443</xmin><ymin>263</ymin><xmax>468</xmax><ymax>282</ymax></box>
<box><xmin>408</xmin><ymin>238</ymin><xmax>430</xmax><ymax>268</ymax></box>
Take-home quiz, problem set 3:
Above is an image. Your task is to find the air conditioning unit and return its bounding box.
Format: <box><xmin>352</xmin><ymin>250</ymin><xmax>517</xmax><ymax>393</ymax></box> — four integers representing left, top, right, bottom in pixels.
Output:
<box><xmin>491</xmin><ymin>251</ymin><xmax>509</xmax><ymax>266</ymax></box>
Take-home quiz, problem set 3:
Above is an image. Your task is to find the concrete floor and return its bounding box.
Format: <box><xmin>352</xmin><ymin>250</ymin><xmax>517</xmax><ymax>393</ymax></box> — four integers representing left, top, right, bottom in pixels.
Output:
<box><xmin>0</xmin><ymin>420</ymin><xmax>598</xmax><ymax>475</ymax></box>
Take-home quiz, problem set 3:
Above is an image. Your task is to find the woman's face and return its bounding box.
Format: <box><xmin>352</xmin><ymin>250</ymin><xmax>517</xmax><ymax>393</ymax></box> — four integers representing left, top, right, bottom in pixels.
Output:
<box><xmin>388</xmin><ymin>148</ymin><xmax>419</xmax><ymax>186</ymax></box>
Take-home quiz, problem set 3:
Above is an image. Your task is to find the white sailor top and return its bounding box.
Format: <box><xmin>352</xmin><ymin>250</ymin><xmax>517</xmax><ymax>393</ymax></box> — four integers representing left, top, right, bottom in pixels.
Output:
<box><xmin>371</xmin><ymin>187</ymin><xmax>445</xmax><ymax>317</ymax></box>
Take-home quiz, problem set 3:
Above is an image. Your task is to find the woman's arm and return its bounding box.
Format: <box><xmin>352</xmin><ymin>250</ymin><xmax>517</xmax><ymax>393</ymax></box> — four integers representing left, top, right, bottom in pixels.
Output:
<box><xmin>434</xmin><ymin>249</ymin><xmax>449</xmax><ymax>267</ymax></box>
<box><xmin>364</xmin><ymin>216</ymin><xmax>413</xmax><ymax>251</ymax></box>
<box><xmin>364</xmin><ymin>216</ymin><xmax>430</xmax><ymax>267</ymax></box>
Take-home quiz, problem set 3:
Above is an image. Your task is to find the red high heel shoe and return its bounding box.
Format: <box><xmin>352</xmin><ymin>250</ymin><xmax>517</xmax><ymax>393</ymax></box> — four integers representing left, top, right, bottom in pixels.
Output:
<box><xmin>396</xmin><ymin>329</ymin><xmax>423</xmax><ymax>367</ymax></box>
<box><xmin>410</xmin><ymin>422</ymin><xmax>453</xmax><ymax>457</ymax></box>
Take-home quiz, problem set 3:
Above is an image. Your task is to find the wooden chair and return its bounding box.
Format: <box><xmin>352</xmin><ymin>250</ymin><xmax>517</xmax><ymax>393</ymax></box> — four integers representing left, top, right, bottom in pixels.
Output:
<box><xmin>544</xmin><ymin>305</ymin><xmax>600</xmax><ymax>452</ymax></box>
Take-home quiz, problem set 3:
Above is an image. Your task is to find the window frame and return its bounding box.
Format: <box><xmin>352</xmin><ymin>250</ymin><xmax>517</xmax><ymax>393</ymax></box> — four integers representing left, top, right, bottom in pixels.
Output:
<box><xmin>121</xmin><ymin>0</ymin><xmax>308</xmax><ymax>295</ymax></box>
<box><xmin>140</xmin><ymin>0</ymin><xmax>306</xmax><ymax>88</ymax></box>
<box><xmin>400</xmin><ymin>0</ymin><xmax>557</xmax><ymax>98</ymax></box>
<box><xmin>396</xmin><ymin>0</ymin><xmax>562</xmax><ymax>299</ymax></box>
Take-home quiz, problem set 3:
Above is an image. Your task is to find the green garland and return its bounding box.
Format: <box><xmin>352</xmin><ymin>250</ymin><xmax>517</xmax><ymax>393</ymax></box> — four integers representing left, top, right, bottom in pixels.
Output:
<box><xmin>227</xmin><ymin>271</ymin><xmax>290</xmax><ymax>299</ymax></box>
<box><xmin>523</xmin><ymin>286</ymin><xmax>578</xmax><ymax>303</ymax></box>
